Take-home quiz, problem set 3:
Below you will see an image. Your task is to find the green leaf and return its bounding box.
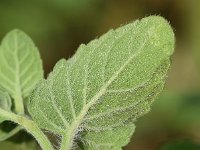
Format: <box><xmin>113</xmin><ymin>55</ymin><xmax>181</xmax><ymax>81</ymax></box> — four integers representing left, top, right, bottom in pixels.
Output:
<box><xmin>0</xmin><ymin>89</ymin><xmax>22</xmax><ymax>141</ymax></box>
<box><xmin>0</xmin><ymin>89</ymin><xmax>12</xmax><ymax>112</ymax></box>
<box><xmin>0</xmin><ymin>89</ymin><xmax>12</xmax><ymax>123</ymax></box>
<box><xmin>0</xmin><ymin>29</ymin><xmax>43</xmax><ymax>113</ymax></box>
<box><xmin>28</xmin><ymin>16</ymin><xmax>175</xmax><ymax>149</ymax></box>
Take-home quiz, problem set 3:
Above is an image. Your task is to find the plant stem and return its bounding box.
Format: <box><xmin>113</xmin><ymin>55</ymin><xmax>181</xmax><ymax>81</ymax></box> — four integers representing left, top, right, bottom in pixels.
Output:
<box><xmin>14</xmin><ymin>93</ymin><xmax>24</xmax><ymax>114</ymax></box>
<box><xmin>60</xmin><ymin>112</ymin><xmax>86</xmax><ymax>150</ymax></box>
<box><xmin>0</xmin><ymin>108</ymin><xmax>53</xmax><ymax>150</ymax></box>
<box><xmin>59</xmin><ymin>115</ymin><xmax>82</xmax><ymax>150</ymax></box>
<box><xmin>60</xmin><ymin>132</ymin><xmax>71</xmax><ymax>150</ymax></box>
<box><xmin>60</xmin><ymin>119</ymin><xmax>80</xmax><ymax>150</ymax></box>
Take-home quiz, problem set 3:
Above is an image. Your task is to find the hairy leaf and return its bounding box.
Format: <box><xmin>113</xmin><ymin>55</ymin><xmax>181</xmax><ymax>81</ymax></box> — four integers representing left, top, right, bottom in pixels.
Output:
<box><xmin>0</xmin><ymin>29</ymin><xmax>43</xmax><ymax>112</ymax></box>
<box><xmin>28</xmin><ymin>16</ymin><xmax>175</xmax><ymax>149</ymax></box>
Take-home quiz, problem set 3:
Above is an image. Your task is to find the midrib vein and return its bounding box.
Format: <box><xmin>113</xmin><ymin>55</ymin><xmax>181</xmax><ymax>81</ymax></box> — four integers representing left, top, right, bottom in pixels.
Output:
<box><xmin>14</xmin><ymin>33</ymin><xmax>24</xmax><ymax>113</ymax></box>
<box><xmin>15</xmin><ymin>34</ymin><xmax>21</xmax><ymax>95</ymax></box>
<box><xmin>85</xmin><ymin>72</ymin><xmax>166</xmax><ymax>121</ymax></box>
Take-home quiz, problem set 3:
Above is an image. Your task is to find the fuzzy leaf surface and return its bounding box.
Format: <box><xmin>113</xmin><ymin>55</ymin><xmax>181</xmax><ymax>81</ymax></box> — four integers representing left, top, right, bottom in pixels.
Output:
<box><xmin>0</xmin><ymin>29</ymin><xmax>43</xmax><ymax>101</ymax></box>
<box><xmin>28</xmin><ymin>16</ymin><xmax>175</xmax><ymax>149</ymax></box>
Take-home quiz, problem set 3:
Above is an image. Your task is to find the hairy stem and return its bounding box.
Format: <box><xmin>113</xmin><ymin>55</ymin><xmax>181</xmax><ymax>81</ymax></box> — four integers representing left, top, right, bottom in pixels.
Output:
<box><xmin>60</xmin><ymin>115</ymin><xmax>83</xmax><ymax>150</ymax></box>
<box><xmin>0</xmin><ymin>108</ymin><xmax>53</xmax><ymax>150</ymax></box>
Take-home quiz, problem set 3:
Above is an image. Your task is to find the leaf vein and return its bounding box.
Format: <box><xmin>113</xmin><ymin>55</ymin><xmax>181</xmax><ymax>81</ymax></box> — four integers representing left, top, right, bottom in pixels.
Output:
<box><xmin>21</xmin><ymin>71</ymin><xmax>37</xmax><ymax>88</ymax></box>
<box><xmin>66</xmin><ymin>66</ymin><xmax>76</xmax><ymax>119</ymax></box>
<box><xmin>83</xmin><ymin>138</ymin><xmax>114</xmax><ymax>147</ymax></box>
<box><xmin>39</xmin><ymin>109</ymin><xmax>65</xmax><ymax>134</ymax></box>
<box><xmin>0</xmin><ymin>51</ymin><xmax>15</xmax><ymax>74</ymax></box>
<box><xmin>20</xmin><ymin>57</ymin><xmax>34</xmax><ymax>77</ymax></box>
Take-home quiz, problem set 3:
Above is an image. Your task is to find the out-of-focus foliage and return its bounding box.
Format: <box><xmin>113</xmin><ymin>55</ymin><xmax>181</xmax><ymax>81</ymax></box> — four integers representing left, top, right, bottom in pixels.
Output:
<box><xmin>0</xmin><ymin>141</ymin><xmax>39</xmax><ymax>150</ymax></box>
<box><xmin>0</xmin><ymin>0</ymin><xmax>104</xmax><ymax>74</ymax></box>
<box><xmin>154</xmin><ymin>92</ymin><xmax>200</xmax><ymax>128</ymax></box>
<box><xmin>158</xmin><ymin>140</ymin><xmax>200</xmax><ymax>150</ymax></box>
<box><xmin>0</xmin><ymin>0</ymin><xmax>98</xmax><ymax>37</ymax></box>
<box><xmin>125</xmin><ymin>91</ymin><xmax>200</xmax><ymax>150</ymax></box>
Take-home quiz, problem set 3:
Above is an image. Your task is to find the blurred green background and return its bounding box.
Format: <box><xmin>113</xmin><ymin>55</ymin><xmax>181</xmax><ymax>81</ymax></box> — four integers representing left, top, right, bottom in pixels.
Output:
<box><xmin>0</xmin><ymin>0</ymin><xmax>200</xmax><ymax>149</ymax></box>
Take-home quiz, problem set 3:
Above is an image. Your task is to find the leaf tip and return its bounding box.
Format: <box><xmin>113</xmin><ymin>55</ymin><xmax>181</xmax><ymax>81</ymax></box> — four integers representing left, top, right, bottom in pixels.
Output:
<box><xmin>142</xmin><ymin>15</ymin><xmax>175</xmax><ymax>56</ymax></box>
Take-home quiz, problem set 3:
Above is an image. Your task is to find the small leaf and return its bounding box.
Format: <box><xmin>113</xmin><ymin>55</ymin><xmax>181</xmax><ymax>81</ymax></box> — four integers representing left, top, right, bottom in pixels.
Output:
<box><xmin>0</xmin><ymin>89</ymin><xmax>23</xmax><ymax>141</ymax></box>
<box><xmin>28</xmin><ymin>16</ymin><xmax>175</xmax><ymax>149</ymax></box>
<box><xmin>0</xmin><ymin>89</ymin><xmax>12</xmax><ymax>123</ymax></box>
<box><xmin>0</xmin><ymin>29</ymin><xmax>43</xmax><ymax>112</ymax></box>
<box><xmin>0</xmin><ymin>89</ymin><xmax>12</xmax><ymax>112</ymax></box>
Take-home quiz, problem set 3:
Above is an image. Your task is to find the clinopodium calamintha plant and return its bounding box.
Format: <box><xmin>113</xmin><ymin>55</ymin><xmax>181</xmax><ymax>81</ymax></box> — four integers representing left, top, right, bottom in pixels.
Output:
<box><xmin>0</xmin><ymin>16</ymin><xmax>175</xmax><ymax>150</ymax></box>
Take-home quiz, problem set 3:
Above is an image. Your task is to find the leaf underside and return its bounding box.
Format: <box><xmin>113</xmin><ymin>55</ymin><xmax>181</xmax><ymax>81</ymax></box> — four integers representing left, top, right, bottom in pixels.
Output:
<box><xmin>28</xmin><ymin>16</ymin><xmax>175</xmax><ymax>150</ymax></box>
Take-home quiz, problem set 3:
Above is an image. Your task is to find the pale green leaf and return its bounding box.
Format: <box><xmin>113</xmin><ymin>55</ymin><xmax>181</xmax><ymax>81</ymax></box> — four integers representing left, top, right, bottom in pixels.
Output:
<box><xmin>0</xmin><ymin>89</ymin><xmax>22</xmax><ymax>141</ymax></box>
<box><xmin>0</xmin><ymin>89</ymin><xmax>12</xmax><ymax>123</ymax></box>
<box><xmin>0</xmin><ymin>89</ymin><xmax>12</xmax><ymax>112</ymax></box>
<box><xmin>28</xmin><ymin>16</ymin><xmax>175</xmax><ymax>149</ymax></box>
<box><xmin>0</xmin><ymin>29</ymin><xmax>43</xmax><ymax>113</ymax></box>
